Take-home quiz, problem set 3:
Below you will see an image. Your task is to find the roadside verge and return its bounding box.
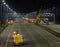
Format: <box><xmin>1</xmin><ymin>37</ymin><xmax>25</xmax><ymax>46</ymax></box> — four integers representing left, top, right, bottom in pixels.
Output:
<box><xmin>0</xmin><ymin>24</ymin><xmax>8</xmax><ymax>34</ymax></box>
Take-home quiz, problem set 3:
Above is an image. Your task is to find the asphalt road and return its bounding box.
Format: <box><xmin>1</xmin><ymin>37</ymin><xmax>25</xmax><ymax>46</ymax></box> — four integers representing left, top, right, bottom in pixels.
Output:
<box><xmin>0</xmin><ymin>18</ymin><xmax>60</xmax><ymax>47</ymax></box>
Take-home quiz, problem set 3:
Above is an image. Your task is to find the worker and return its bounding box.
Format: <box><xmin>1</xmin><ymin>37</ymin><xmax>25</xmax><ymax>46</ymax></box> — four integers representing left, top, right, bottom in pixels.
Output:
<box><xmin>13</xmin><ymin>34</ymin><xmax>23</xmax><ymax>45</ymax></box>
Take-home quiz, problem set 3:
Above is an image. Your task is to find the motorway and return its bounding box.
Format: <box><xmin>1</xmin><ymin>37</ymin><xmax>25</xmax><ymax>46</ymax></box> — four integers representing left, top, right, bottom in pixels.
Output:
<box><xmin>0</xmin><ymin>18</ymin><xmax>60</xmax><ymax>47</ymax></box>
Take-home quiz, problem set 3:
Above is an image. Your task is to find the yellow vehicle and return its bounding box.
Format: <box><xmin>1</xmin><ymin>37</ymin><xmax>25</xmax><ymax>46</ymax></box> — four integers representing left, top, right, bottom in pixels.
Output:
<box><xmin>12</xmin><ymin>31</ymin><xmax>23</xmax><ymax>45</ymax></box>
<box><xmin>7</xmin><ymin>20</ymin><xmax>13</xmax><ymax>25</ymax></box>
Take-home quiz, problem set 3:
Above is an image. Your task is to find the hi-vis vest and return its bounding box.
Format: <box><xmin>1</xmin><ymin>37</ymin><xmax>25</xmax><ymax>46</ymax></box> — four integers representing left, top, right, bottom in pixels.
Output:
<box><xmin>14</xmin><ymin>34</ymin><xmax>23</xmax><ymax>44</ymax></box>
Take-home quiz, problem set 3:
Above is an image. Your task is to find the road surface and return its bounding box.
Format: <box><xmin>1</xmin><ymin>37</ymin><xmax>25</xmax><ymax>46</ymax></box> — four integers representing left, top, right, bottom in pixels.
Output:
<box><xmin>0</xmin><ymin>18</ymin><xmax>60</xmax><ymax>47</ymax></box>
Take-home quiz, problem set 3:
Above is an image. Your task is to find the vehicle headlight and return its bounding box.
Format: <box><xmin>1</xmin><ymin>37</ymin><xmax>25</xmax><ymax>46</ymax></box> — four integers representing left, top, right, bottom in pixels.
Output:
<box><xmin>11</xmin><ymin>20</ymin><xmax>13</xmax><ymax>23</ymax></box>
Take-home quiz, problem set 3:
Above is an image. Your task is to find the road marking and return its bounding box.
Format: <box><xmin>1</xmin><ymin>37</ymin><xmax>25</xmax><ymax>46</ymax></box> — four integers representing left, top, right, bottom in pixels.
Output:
<box><xmin>31</xmin><ymin>25</ymin><xmax>59</xmax><ymax>46</ymax></box>
<box><xmin>5</xmin><ymin>32</ymin><xmax>11</xmax><ymax>47</ymax></box>
<box><xmin>55</xmin><ymin>42</ymin><xmax>59</xmax><ymax>43</ymax></box>
<box><xmin>24</xmin><ymin>25</ymin><xmax>42</xmax><ymax>47</ymax></box>
<box><xmin>29</xmin><ymin>32</ymin><xmax>41</xmax><ymax>47</ymax></box>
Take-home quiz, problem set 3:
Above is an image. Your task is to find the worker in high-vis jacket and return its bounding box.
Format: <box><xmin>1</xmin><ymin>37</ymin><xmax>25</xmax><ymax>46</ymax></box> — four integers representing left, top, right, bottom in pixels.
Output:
<box><xmin>13</xmin><ymin>34</ymin><xmax>23</xmax><ymax>45</ymax></box>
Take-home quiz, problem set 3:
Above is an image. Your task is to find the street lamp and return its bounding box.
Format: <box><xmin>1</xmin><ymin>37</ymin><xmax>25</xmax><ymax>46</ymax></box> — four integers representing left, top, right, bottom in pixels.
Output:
<box><xmin>6</xmin><ymin>4</ymin><xmax>8</xmax><ymax>7</ymax></box>
<box><xmin>3</xmin><ymin>2</ymin><xmax>6</xmax><ymax>5</ymax></box>
<box><xmin>2</xmin><ymin>0</ymin><xmax>5</xmax><ymax>2</ymax></box>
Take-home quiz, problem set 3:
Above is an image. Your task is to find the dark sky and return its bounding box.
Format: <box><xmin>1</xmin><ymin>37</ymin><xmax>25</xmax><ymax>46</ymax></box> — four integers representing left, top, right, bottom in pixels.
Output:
<box><xmin>5</xmin><ymin>0</ymin><xmax>56</xmax><ymax>13</ymax></box>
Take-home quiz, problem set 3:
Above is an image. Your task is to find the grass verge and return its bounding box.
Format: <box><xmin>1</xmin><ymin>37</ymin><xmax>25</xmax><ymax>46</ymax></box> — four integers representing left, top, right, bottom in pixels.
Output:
<box><xmin>0</xmin><ymin>24</ymin><xmax>8</xmax><ymax>34</ymax></box>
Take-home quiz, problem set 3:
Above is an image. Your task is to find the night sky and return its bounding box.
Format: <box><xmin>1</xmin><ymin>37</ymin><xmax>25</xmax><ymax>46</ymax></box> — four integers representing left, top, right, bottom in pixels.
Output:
<box><xmin>5</xmin><ymin>0</ymin><xmax>57</xmax><ymax>13</ymax></box>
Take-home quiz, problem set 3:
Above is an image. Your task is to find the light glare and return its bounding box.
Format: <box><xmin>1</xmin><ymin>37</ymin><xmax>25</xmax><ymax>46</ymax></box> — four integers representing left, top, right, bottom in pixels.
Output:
<box><xmin>2</xmin><ymin>0</ymin><xmax>5</xmax><ymax>2</ymax></box>
<box><xmin>3</xmin><ymin>2</ymin><xmax>6</xmax><ymax>5</ymax></box>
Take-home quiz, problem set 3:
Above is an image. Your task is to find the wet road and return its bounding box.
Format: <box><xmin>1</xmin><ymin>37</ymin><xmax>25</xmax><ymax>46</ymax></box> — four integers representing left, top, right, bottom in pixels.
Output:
<box><xmin>0</xmin><ymin>18</ymin><xmax>60</xmax><ymax>47</ymax></box>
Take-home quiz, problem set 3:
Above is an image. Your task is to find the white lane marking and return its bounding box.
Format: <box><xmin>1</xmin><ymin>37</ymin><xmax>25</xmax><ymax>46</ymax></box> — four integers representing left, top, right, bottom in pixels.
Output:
<box><xmin>34</xmin><ymin>25</ymin><xmax>60</xmax><ymax>44</ymax></box>
<box><xmin>29</xmin><ymin>31</ymin><xmax>41</xmax><ymax>47</ymax></box>
<box><xmin>24</xmin><ymin>25</ymin><xmax>42</xmax><ymax>47</ymax></box>
<box><xmin>55</xmin><ymin>42</ymin><xmax>59</xmax><ymax>43</ymax></box>
<box><xmin>32</xmin><ymin>25</ymin><xmax>56</xmax><ymax>46</ymax></box>
<box><xmin>5</xmin><ymin>32</ymin><xmax>11</xmax><ymax>47</ymax></box>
